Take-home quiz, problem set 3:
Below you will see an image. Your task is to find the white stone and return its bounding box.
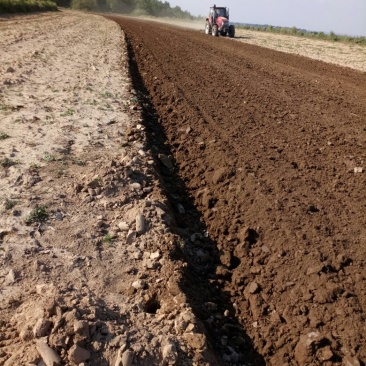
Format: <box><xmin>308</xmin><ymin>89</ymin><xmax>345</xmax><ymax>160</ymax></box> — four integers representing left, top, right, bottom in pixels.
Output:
<box><xmin>177</xmin><ymin>204</ymin><xmax>185</xmax><ymax>214</ymax></box>
<box><xmin>221</xmin><ymin>336</ymin><xmax>228</xmax><ymax>346</ymax></box>
<box><xmin>248</xmin><ymin>281</ymin><xmax>259</xmax><ymax>294</ymax></box>
<box><xmin>5</xmin><ymin>269</ymin><xmax>17</xmax><ymax>285</ymax></box>
<box><xmin>118</xmin><ymin>222</ymin><xmax>129</xmax><ymax>231</ymax></box>
<box><xmin>343</xmin><ymin>355</ymin><xmax>361</xmax><ymax>366</ymax></box>
<box><xmin>36</xmin><ymin>341</ymin><xmax>61</xmax><ymax>366</ymax></box>
<box><xmin>126</xmin><ymin>230</ymin><xmax>137</xmax><ymax>244</ymax></box>
<box><xmin>150</xmin><ymin>250</ymin><xmax>161</xmax><ymax>260</ymax></box>
<box><xmin>132</xmin><ymin>251</ymin><xmax>142</xmax><ymax>260</ymax></box>
<box><xmin>33</xmin><ymin>318</ymin><xmax>52</xmax><ymax>338</ymax></box>
<box><xmin>155</xmin><ymin>206</ymin><xmax>165</xmax><ymax>217</ymax></box>
<box><xmin>132</xmin><ymin>279</ymin><xmax>146</xmax><ymax>289</ymax></box>
<box><xmin>162</xmin><ymin>342</ymin><xmax>178</xmax><ymax>364</ymax></box>
<box><xmin>74</xmin><ymin>320</ymin><xmax>89</xmax><ymax>338</ymax></box>
<box><xmin>121</xmin><ymin>350</ymin><xmax>134</xmax><ymax>366</ymax></box>
<box><xmin>144</xmin><ymin>259</ymin><xmax>155</xmax><ymax>269</ymax></box>
<box><xmin>135</xmin><ymin>215</ymin><xmax>145</xmax><ymax>234</ymax></box>
<box><xmin>158</xmin><ymin>154</ymin><xmax>174</xmax><ymax>169</ymax></box>
<box><xmin>68</xmin><ymin>344</ymin><xmax>90</xmax><ymax>364</ymax></box>
<box><xmin>130</xmin><ymin>182</ymin><xmax>141</xmax><ymax>191</ymax></box>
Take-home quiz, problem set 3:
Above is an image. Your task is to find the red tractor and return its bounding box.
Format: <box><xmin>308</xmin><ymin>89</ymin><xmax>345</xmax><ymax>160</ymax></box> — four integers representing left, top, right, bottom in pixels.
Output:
<box><xmin>205</xmin><ymin>5</ymin><xmax>235</xmax><ymax>38</ymax></box>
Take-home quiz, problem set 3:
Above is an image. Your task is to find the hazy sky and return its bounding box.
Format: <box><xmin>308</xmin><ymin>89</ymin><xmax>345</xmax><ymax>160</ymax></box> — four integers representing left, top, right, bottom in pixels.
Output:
<box><xmin>168</xmin><ymin>0</ymin><xmax>366</xmax><ymax>36</ymax></box>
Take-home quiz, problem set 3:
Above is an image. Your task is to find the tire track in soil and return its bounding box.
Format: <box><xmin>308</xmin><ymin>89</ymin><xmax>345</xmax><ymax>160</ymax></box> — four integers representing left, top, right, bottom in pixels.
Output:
<box><xmin>106</xmin><ymin>15</ymin><xmax>366</xmax><ymax>365</ymax></box>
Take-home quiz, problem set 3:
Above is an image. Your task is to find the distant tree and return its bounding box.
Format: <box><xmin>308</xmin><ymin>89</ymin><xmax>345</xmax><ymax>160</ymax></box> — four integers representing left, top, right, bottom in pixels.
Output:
<box><xmin>329</xmin><ymin>31</ymin><xmax>339</xmax><ymax>41</ymax></box>
<box><xmin>69</xmin><ymin>0</ymin><xmax>197</xmax><ymax>18</ymax></box>
<box><xmin>55</xmin><ymin>0</ymin><xmax>72</xmax><ymax>7</ymax></box>
<box><xmin>96</xmin><ymin>0</ymin><xmax>108</xmax><ymax>11</ymax></box>
<box><xmin>106</xmin><ymin>0</ymin><xmax>134</xmax><ymax>13</ymax></box>
<box><xmin>71</xmin><ymin>0</ymin><xmax>96</xmax><ymax>10</ymax></box>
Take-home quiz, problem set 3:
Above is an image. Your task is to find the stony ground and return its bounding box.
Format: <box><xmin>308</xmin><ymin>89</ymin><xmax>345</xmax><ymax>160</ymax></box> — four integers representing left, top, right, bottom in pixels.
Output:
<box><xmin>1</xmin><ymin>9</ymin><xmax>366</xmax><ymax>366</ymax></box>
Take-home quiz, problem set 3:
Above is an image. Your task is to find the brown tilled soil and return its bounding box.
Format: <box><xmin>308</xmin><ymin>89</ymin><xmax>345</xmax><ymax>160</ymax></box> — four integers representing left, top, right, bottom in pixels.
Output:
<box><xmin>106</xmin><ymin>15</ymin><xmax>366</xmax><ymax>366</ymax></box>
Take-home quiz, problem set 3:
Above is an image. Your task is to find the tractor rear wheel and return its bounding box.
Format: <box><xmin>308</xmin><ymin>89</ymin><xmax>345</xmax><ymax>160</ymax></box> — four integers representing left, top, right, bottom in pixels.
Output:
<box><xmin>212</xmin><ymin>24</ymin><xmax>218</xmax><ymax>37</ymax></box>
<box><xmin>205</xmin><ymin>22</ymin><xmax>211</xmax><ymax>35</ymax></box>
<box><xmin>228</xmin><ymin>24</ymin><xmax>235</xmax><ymax>38</ymax></box>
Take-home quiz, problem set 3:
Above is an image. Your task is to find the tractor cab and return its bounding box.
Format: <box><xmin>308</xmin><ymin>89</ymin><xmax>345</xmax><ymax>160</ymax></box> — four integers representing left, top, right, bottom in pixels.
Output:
<box><xmin>211</xmin><ymin>7</ymin><xmax>228</xmax><ymax>19</ymax></box>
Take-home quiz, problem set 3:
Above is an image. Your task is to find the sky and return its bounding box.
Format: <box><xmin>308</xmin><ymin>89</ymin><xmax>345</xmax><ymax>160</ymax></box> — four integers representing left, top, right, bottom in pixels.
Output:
<box><xmin>168</xmin><ymin>0</ymin><xmax>366</xmax><ymax>36</ymax></box>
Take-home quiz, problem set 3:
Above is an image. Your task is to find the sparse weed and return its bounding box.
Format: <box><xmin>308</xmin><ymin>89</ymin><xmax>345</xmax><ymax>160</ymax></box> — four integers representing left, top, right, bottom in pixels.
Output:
<box><xmin>1</xmin><ymin>158</ymin><xmax>19</xmax><ymax>168</ymax></box>
<box><xmin>57</xmin><ymin>169</ymin><xmax>66</xmax><ymax>178</ymax></box>
<box><xmin>43</xmin><ymin>153</ymin><xmax>56</xmax><ymax>162</ymax></box>
<box><xmin>99</xmin><ymin>103</ymin><xmax>113</xmax><ymax>111</ymax></box>
<box><xmin>30</xmin><ymin>163</ymin><xmax>41</xmax><ymax>170</ymax></box>
<box><xmin>101</xmin><ymin>91</ymin><xmax>113</xmax><ymax>98</ymax></box>
<box><xmin>87</xmin><ymin>99</ymin><xmax>98</xmax><ymax>106</ymax></box>
<box><xmin>61</xmin><ymin>109</ymin><xmax>75</xmax><ymax>117</ymax></box>
<box><xmin>102</xmin><ymin>233</ymin><xmax>115</xmax><ymax>245</ymax></box>
<box><xmin>25</xmin><ymin>206</ymin><xmax>48</xmax><ymax>224</ymax></box>
<box><xmin>129</xmin><ymin>96</ymin><xmax>139</xmax><ymax>104</ymax></box>
<box><xmin>0</xmin><ymin>104</ymin><xmax>11</xmax><ymax>112</ymax></box>
<box><xmin>4</xmin><ymin>198</ymin><xmax>17</xmax><ymax>210</ymax></box>
<box><xmin>72</xmin><ymin>158</ymin><xmax>86</xmax><ymax>166</ymax></box>
<box><xmin>0</xmin><ymin>132</ymin><xmax>10</xmax><ymax>140</ymax></box>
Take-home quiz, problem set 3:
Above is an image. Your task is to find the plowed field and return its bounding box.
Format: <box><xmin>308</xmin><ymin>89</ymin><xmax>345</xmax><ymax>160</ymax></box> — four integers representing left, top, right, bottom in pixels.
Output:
<box><xmin>107</xmin><ymin>16</ymin><xmax>366</xmax><ymax>365</ymax></box>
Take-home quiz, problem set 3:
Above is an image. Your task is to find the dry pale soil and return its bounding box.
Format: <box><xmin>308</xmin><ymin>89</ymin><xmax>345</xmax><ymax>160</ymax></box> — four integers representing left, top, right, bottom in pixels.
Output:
<box><xmin>0</xmin><ymin>9</ymin><xmax>366</xmax><ymax>366</ymax></box>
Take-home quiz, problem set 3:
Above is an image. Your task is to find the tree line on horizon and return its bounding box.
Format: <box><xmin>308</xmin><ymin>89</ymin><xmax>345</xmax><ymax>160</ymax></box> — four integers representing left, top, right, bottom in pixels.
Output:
<box><xmin>0</xmin><ymin>0</ymin><xmax>197</xmax><ymax>18</ymax></box>
<box><xmin>55</xmin><ymin>0</ymin><xmax>197</xmax><ymax>19</ymax></box>
<box><xmin>0</xmin><ymin>0</ymin><xmax>57</xmax><ymax>13</ymax></box>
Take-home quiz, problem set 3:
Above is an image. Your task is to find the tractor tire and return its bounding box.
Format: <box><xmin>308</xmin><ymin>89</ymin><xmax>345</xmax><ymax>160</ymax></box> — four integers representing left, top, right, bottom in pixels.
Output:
<box><xmin>228</xmin><ymin>24</ymin><xmax>235</xmax><ymax>38</ymax></box>
<box><xmin>212</xmin><ymin>24</ymin><xmax>218</xmax><ymax>37</ymax></box>
<box><xmin>205</xmin><ymin>22</ymin><xmax>211</xmax><ymax>35</ymax></box>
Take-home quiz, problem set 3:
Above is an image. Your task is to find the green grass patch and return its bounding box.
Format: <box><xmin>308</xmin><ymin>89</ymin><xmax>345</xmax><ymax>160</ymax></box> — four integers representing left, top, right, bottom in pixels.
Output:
<box><xmin>25</xmin><ymin>205</ymin><xmax>48</xmax><ymax>224</ymax></box>
<box><xmin>0</xmin><ymin>0</ymin><xmax>57</xmax><ymax>13</ymax></box>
